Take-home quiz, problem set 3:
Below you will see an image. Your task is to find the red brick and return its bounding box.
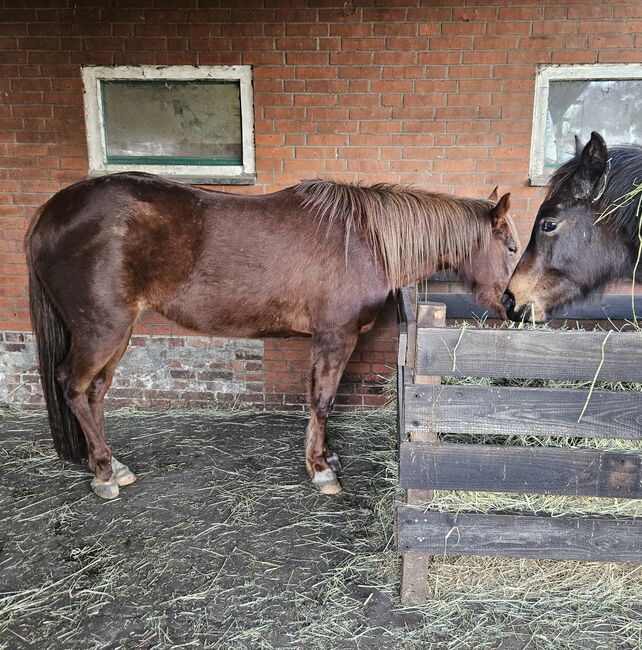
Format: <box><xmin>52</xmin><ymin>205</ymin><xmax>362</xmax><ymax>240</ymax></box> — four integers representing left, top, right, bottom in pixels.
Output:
<box><xmin>419</xmin><ymin>51</ymin><xmax>461</xmax><ymax>65</ymax></box>
<box><xmin>442</xmin><ymin>22</ymin><xmax>486</xmax><ymax>36</ymax></box>
<box><xmin>552</xmin><ymin>50</ymin><xmax>597</xmax><ymax>64</ymax></box>
<box><xmin>452</xmin><ymin>6</ymin><xmax>498</xmax><ymax>21</ymax></box>
<box><xmin>588</xmin><ymin>33</ymin><xmax>634</xmax><ymax>48</ymax></box>
<box><xmin>295</xmin><ymin>66</ymin><xmax>338</xmax><ymax>80</ymax></box>
<box><xmin>448</xmin><ymin>65</ymin><xmax>492</xmax><ymax>79</ymax></box>
<box><xmin>486</xmin><ymin>21</ymin><xmax>531</xmax><ymax>35</ymax></box>
<box><xmin>287</xmin><ymin>52</ymin><xmax>329</xmax><ymax>66</ymax></box>
<box><xmin>429</xmin><ymin>36</ymin><xmax>473</xmax><ymax>50</ymax></box>
<box><xmin>418</xmin><ymin>23</ymin><xmax>442</xmax><ymax>36</ymax></box>
<box><xmin>498</xmin><ymin>6</ymin><xmax>543</xmax><ymax>20</ymax></box>
<box><xmin>598</xmin><ymin>49</ymin><xmax>642</xmax><ymax>63</ymax></box>
<box><xmin>338</xmin><ymin>65</ymin><xmax>383</xmax><ymax>80</ymax></box>
<box><xmin>614</xmin><ymin>5</ymin><xmax>642</xmax><ymax>19</ymax></box>
<box><xmin>568</xmin><ymin>5</ymin><xmax>613</xmax><ymax>19</ymax></box>
<box><xmin>375</xmin><ymin>23</ymin><xmax>418</xmax><ymax>37</ymax></box>
<box><xmin>374</xmin><ymin>51</ymin><xmax>418</xmax><ymax>65</ymax></box>
<box><xmin>329</xmin><ymin>23</ymin><xmax>373</xmax><ymax>38</ymax></box>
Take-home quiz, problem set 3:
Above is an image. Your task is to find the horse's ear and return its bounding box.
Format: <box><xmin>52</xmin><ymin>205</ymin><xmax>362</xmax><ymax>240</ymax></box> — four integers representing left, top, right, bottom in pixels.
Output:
<box><xmin>574</xmin><ymin>131</ymin><xmax>608</xmax><ymax>199</ymax></box>
<box><xmin>488</xmin><ymin>186</ymin><xmax>499</xmax><ymax>202</ymax></box>
<box><xmin>491</xmin><ymin>192</ymin><xmax>511</xmax><ymax>229</ymax></box>
<box><xmin>574</xmin><ymin>134</ymin><xmax>583</xmax><ymax>157</ymax></box>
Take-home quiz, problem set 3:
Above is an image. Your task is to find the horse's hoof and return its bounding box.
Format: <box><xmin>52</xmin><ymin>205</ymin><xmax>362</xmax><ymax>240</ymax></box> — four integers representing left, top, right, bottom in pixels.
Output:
<box><xmin>312</xmin><ymin>468</ymin><xmax>342</xmax><ymax>495</ymax></box>
<box><xmin>326</xmin><ymin>453</ymin><xmax>342</xmax><ymax>472</ymax></box>
<box><xmin>319</xmin><ymin>480</ymin><xmax>342</xmax><ymax>495</ymax></box>
<box><xmin>111</xmin><ymin>457</ymin><xmax>137</xmax><ymax>487</ymax></box>
<box><xmin>90</xmin><ymin>476</ymin><xmax>120</xmax><ymax>499</ymax></box>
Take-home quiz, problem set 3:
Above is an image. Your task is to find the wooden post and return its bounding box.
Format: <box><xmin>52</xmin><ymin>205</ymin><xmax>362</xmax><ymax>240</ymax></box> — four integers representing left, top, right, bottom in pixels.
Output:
<box><xmin>400</xmin><ymin>301</ymin><xmax>446</xmax><ymax>606</ymax></box>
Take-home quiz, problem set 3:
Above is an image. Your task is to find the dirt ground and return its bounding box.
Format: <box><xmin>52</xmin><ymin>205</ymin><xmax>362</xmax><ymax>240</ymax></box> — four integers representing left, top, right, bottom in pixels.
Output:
<box><xmin>1</xmin><ymin>408</ymin><xmax>641</xmax><ymax>649</ymax></box>
<box><xmin>0</xmin><ymin>409</ymin><xmax>413</xmax><ymax>650</ymax></box>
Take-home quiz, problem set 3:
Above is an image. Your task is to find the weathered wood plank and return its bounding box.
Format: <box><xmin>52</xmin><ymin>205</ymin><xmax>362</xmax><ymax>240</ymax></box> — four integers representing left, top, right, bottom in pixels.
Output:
<box><xmin>397</xmin><ymin>509</ymin><xmax>642</xmax><ymax>562</ymax></box>
<box><xmin>407</xmin><ymin>303</ymin><xmax>446</xmax><ymax>505</ymax></box>
<box><xmin>404</xmin><ymin>384</ymin><xmax>642</xmax><ymax>440</ymax></box>
<box><xmin>399</xmin><ymin>294</ymin><xmax>432</xmax><ymax>606</ymax></box>
<box><xmin>399</xmin><ymin>442</ymin><xmax>642</xmax><ymax>499</ymax></box>
<box><xmin>398</xmin><ymin>287</ymin><xmax>416</xmax><ymax>327</ymax></box>
<box><xmin>400</xmin><ymin>552</ymin><xmax>431</xmax><ymax>605</ymax></box>
<box><xmin>397</xmin><ymin>328</ymin><xmax>408</xmax><ymax>369</ymax></box>
<box><xmin>422</xmin><ymin>291</ymin><xmax>642</xmax><ymax>321</ymax></box>
<box><xmin>415</xmin><ymin>327</ymin><xmax>642</xmax><ymax>382</ymax></box>
<box><xmin>396</xmin><ymin>363</ymin><xmax>405</xmax><ymax>453</ymax></box>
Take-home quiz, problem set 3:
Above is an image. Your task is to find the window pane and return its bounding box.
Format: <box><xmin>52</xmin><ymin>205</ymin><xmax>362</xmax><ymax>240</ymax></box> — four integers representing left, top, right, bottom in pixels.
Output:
<box><xmin>544</xmin><ymin>79</ymin><xmax>642</xmax><ymax>172</ymax></box>
<box><xmin>101</xmin><ymin>80</ymin><xmax>242</xmax><ymax>165</ymax></box>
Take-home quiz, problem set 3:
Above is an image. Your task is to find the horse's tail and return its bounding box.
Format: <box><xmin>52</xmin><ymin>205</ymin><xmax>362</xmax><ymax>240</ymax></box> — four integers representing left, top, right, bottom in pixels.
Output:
<box><xmin>25</xmin><ymin>207</ymin><xmax>87</xmax><ymax>463</ymax></box>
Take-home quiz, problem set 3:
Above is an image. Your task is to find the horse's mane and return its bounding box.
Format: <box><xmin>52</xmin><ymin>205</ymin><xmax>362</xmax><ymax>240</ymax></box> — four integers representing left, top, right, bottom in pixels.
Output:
<box><xmin>548</xmin><ymin>144</ymin><xmax>642</xmax><ymax>242</ymax></box>
<box><xmin>295</xmin><ymin>179</ymin><xmax>493</xmax><ymax>288</ymax></box>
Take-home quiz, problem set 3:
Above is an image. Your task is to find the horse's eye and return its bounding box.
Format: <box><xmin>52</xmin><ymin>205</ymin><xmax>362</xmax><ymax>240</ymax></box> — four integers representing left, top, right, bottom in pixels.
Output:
<box><xmin>542</xmin><ymin>220</ymin><xmax>558</xmax><ymax>233</ymax></box>
<box><xmin>508</xmin><ymin>241</ymin><xmax>517</xmax><ymax>254</ymax></box>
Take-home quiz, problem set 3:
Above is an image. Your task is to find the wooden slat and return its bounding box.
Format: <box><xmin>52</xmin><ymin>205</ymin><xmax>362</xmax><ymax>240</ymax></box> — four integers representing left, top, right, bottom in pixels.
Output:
<box><xmin>399</xmin><ymin>442</ymin><xmax>642</xmax><ymax>499</ymax></box>
<box><xmin>400</xmin><ymin>553</ymin><xmax>430</xmax><ymax>605</ymax></box>
<box><xmin>398</xmin><ymin>287</ymin><xmax>416</xmax><ymax>327</ymax></box>
<box><xmin>397</xmin><ymin>327</ymin><xmax>408</xmax><ymax>368</ymax></box>
<box><xmin>407</xmin><ymin>302</ymin><xmax>446</xmax><ymax>505</ymax></box>
<box><xmin>404</xmin><ymin>384</ymin><xmax>642</xmax><ymax>440</ymax></box>
<box><xmin>396</xmin><ymin>363</ymin><xmax>405</xmax><ymax>454</ymax></box>
<box><xmin>423</xmin><ymin>291</ymin><xmax>642</xmax><ymax>321</ymax></box>
<box><xmin>416</xmin><ymin>327</ymin><xmax>642</xmax><ymax>382</ymax></box>
<box><xmin>396</xmin><ymin>509</ymin><xmax>642</xmax><ymax>562</ymax></box>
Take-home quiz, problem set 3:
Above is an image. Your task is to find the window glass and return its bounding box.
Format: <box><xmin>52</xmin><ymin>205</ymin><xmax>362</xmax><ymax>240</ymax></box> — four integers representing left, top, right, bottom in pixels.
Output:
<box><xmin>544</xmin><ymin>79</ymin><xmax>642</xmax><ymax>173</ymax></box>
<box><xmin>101</xmin><ymin>80</ymin><xmax>242</xmax><ymax>165</ymax></box>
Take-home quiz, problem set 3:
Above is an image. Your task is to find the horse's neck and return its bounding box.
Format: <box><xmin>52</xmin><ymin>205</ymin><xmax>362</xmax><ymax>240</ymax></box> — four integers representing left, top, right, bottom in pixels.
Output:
<box><xmin>395</xmin><ymin>256</ymin><xmax>459</xmax><ymax>289</ymax></box>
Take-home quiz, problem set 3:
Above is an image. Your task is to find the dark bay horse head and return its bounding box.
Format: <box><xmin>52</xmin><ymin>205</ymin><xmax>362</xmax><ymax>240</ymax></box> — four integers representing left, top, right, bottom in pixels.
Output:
<box><xmin>457</xmin><ymin>188</ymin><xmax>520</xmax><ymax>319</ymax></box>
<box><xmin>503</xmin><ymin>132</ymin><xmax>642</xmax><ymax>322</ymax></box>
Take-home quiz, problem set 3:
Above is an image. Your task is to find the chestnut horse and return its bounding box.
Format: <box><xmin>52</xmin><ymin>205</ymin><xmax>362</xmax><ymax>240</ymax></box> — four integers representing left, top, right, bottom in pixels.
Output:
<box><xmin>503</xmin><ymin>132</ymin><xmax>642</xmax><ymax>322</ymax></box>
<box><xmin>26</xmin><ymin>173</ymin><xmax>518</xmax><ymax>499</ymax></box>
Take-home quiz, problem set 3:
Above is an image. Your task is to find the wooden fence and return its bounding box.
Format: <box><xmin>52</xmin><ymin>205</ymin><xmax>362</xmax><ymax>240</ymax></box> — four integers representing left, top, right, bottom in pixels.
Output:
<box><xmin>396</xmin><ymin>287</ymin><xmax>642</xmax><ymax>605</ymax></box>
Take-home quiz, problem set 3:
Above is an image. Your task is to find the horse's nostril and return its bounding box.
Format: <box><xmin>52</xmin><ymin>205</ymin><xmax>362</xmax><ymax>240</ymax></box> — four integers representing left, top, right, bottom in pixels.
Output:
<box><xmin>501</xmin><ymin>290</ymin><xmax>515</xmax><ymax>311</ymax></box>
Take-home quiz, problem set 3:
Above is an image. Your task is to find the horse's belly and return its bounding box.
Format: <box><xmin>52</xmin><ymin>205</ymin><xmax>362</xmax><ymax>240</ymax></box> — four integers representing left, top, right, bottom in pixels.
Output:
<box><xmin>155</xmin><ymin>296</ymin><xmax>312</xmax><ymax>339</ymax></box>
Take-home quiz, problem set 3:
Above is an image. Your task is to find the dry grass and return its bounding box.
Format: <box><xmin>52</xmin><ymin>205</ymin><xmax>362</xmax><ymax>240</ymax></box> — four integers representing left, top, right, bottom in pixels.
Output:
<box><xmin>2</xmin><ymin>401</ymin><xmax>642</xmax><ymax>649</ymax></box>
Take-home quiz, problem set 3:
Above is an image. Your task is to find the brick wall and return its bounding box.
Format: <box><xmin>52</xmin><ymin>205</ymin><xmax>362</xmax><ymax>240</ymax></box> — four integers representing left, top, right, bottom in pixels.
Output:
<box><xmin>2</xmin><ymin>0</ymin><xmax>641</xmax><ymax>410</ymax></box>
<box><xmin>1</xmin><ymin>331</ymin><xmax>264</xmax><ymax>409</ymax></box>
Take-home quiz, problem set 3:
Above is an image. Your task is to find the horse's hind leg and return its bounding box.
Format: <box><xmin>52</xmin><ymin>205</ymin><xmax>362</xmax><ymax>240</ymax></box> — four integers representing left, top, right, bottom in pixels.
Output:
<box><xmin>88</xmin><ymin>327</ymin><xmax>136</xmax><ymax>488</ymax></box>
<box><xmin>307</xmin><ymin>329</ymin><xmax>358</xmax><ymax>495</ymax></box>
<box><xmin>56</xmin><ymin>327</ymin><xmax>133</xmax><ymax>499</ymax></box>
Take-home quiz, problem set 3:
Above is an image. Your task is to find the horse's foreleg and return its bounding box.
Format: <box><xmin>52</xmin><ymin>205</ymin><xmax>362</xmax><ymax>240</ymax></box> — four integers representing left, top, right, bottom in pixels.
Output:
<box><xmin>307</xmin><ymin>329</ymin><xmax>358</xmax><ymax>495</ymax></box>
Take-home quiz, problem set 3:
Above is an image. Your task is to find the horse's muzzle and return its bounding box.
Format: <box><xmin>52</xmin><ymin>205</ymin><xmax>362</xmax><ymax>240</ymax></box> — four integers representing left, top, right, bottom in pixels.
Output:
<box><xmin>501</xmin><ymin>290</ymin><xmax>540</xmax><ymax>323</ymax></box>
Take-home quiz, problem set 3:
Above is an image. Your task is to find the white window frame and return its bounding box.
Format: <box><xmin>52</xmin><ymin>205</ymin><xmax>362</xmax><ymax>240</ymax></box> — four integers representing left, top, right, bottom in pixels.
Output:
<box><xmin>82</xmin><ymin>65</ymin><xmax>256</xmax><ymax>184</ymax></box>
<box><xmin>529</xmin><ymin>63</ymin><xmax>642</xmax><ymax>186</ymax></box>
